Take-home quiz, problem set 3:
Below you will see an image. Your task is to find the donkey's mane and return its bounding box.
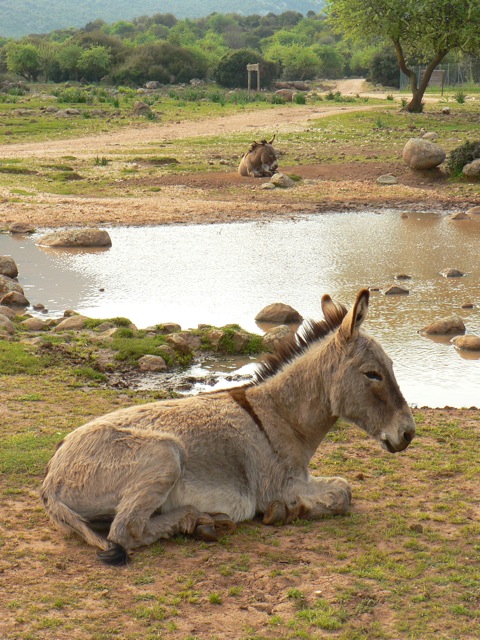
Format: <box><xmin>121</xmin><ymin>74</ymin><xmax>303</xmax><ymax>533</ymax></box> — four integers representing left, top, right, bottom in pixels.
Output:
<box><xmin>252</xmin><ymin>301</ymin><xmax>348</xmax><ymax>385</ymax></box>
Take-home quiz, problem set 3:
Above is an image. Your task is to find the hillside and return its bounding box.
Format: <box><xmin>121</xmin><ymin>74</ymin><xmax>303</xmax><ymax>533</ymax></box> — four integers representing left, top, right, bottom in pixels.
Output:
<box><xmin>0</xmin><ymin>0</ymin><xmax>325</xmax><ymax>39</ymax></box>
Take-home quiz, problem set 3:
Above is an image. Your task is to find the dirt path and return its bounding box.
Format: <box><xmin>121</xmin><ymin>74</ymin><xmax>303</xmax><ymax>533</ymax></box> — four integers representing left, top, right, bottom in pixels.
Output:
<box><xmin>2</xmin><ymin>103</ymin><xmax>380</xmax><ymax>160</ymax></box>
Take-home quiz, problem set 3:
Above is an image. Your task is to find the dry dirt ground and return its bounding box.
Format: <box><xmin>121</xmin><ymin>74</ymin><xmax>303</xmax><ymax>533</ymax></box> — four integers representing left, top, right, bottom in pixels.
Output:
<box><xmin>1</xmin><ymin>92</ymin><xmax>478</xmax><ymax>229</ymax></box>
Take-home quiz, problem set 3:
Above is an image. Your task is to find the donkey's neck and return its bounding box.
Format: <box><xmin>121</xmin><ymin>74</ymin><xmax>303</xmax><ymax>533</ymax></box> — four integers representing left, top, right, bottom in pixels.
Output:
<box><xmin>249</xmin><ymin>340</ymin><xmax>338</xmax><ymax>464</ymax></box>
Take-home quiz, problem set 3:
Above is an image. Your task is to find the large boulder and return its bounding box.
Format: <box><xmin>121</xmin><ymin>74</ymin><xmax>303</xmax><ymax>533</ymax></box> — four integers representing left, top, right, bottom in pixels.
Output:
<box><xmin>52</xmin><ymin>315</ymin><xmax>88</xmax><ymax>331</ymax></box>
<box><xmin>0</xmin><ymin>256</ymin><xmax>19</xmax><ymax>278</ymax></box>
<box><xmin>0</xmin><ymin>291</ymin><xmax>29</xmax><ymax>307</ymax></box>
<box><xmin>0</xmin><ymin>314</ymin><xmax>16</xmax><ymax>334</ymax></box>
<box><xmin>37</xmin><ymin>228</ymin><xmax>112</xmax><ymax>248</ymax></box>
<box><xmin>270</xmin><ymin>173</ymin><xmax>295</xmax><ymax>188</ymax></box>
<box><xmin>255</xmin><ymin>303</ymin><xmax>302</xmax><ymax>324</ymax></box>
<box><xmin>462</xmin><ymin>159</ymin><xmax>480</xmax><ymax>178</ymax></box>
<box><xmin>452</xmin><ymin>335</ymin><xmax>480</xmax><ymax>351</ymax></box>
<box><xmin>274</xmin><ymin>89</ymin><xmax>295</xmax><ymax>102</ymax></box>
<box><xmin>0</xmin><ymin>274</ymin><xmax>23</xmax><ymax>295</ymax></box>
<box><xmin>262</xmin><ymin>325</ymin><xmax>294</xmax><ymax>351</ymax></box>
<box><xmin>138</xmin><ymin>354</ymin><xmax>168</xmax><ymax>372</ymax></box>
<box><xmin>403</xmin><ymin>138</ymin><xmax>446</xmax><ymax>169</ymax></box>
<box><xmin>0</xmin><ymin>305</ymin><xmax>16</xmax><ymax>319</ymax></box>
<box><xmin>420</xmin><ymin>315</ymin><xmax>466</xmax><ymax>336</ymax></box>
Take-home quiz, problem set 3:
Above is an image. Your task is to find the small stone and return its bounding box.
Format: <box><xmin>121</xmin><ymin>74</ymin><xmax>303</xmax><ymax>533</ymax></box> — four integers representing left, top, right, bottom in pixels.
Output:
<box><xmin>440</xmin><ymin>268</ymin><xmax>465</xmax><ymax>278</ymax></box>
<box><xmin>420</xmin><ymin>315</ymin><xmax>466</xmax><ymax>336</ymax></box>
<box><xmin>355</xmin><ymin>472</ymin><xmax>365</xmax><ymax>480</ymax></box>
<box><xmin>0</xmin><ymin>291</ymin><xmax>29</xmax><ymax>307</ymax></box>
<box><xmin>138</xmin><ymin>355</ymin><xmax>167</xmax><ymax>372</ymax></box>
<box><xmin>376</xmin><ymin>174</ymin><xmax>398</xmax><ymax>185</ymax></box>
<box><xmin>450</xmin><ymin>212</ymin><xmax>470</xmax><ymax>220</ymax></box>
<box><xmin>33</xmin><ymin>303</ymin><xmax>45</xmax><ymax>310</ymax></box>
<box><xmin>410</xmin><ymin>523</ymin><xmax>423</xmax><ymax>533</ymax></box>
<box><xmin>270</xmin><ymin>173</ymin><xmax>295</xmax><ymax>188</ymax></box>
<box><xmin>384</xmin><ymin>285</ymin><xmax>409</xmax><ymax>295</ymax></box>
<box><xmin>452</xmin><ymin>335</ymin><xmax>480</xmax><ymax>351</ymax></box>
<box><xmin>395</xmin><ymin>274</ymin><xmax>411</xmax><ymax>280</ymax></box>
<box><xmin>461</xmin><ymin>302</ymin><xmax>475</xmax><ymax>309</ymax></box>
<box><xmin>441</xmin><ymin>107</ymin><xmax>450</xmax><ymax>115</ymax></box>
<box><xmin>9</xmin><ymin>222</ymin><xmax>35</xmax><ymax>234</ymax></box>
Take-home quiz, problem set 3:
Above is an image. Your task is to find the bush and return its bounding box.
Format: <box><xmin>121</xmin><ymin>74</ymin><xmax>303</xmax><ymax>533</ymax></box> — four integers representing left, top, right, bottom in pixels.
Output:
<box><xmin>213</xmin><ymin>49</ymin><xmax>278</xmax><ymax>89</ymax></box>
<box><xmin>446</xmin><ymin>140</ymin><xmax>480</xmax><ymax>177</ymax></box>
<box><xmin>368</xmin><ymin>47</ymin><xmax>400</xmax><ymax>88</ymax></box>
<box><xmin>294</xmin><ymin>93</ymin><xmax>306</xmax><ymax>104</ymax></box>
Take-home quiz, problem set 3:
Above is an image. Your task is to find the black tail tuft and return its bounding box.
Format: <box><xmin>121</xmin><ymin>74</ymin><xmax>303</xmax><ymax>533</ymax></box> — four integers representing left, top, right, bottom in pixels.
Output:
<box><xmin>97</xmin><ymin>542</ymin><xmax>128</xmax><ymax>566</ymax></box>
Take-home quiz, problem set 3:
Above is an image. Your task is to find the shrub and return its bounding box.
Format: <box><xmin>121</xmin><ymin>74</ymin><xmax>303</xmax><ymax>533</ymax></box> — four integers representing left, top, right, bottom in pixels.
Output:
<box><xmin>454</xmin><ymin>90</ymin><xmax>466</xmax><ymax>104</ymax></box>
<box><xmin>368</xmin><ymin>47</ymin><xmax>400</xmax><ymax>88</ymax></box>
<box><xmin>446</xmin><ymin>140</ymin><xmax>480</xmax><ymax>177</ymax></box>
<box><xmin>294</xmin><ymin>93</ymin><xmax>306</xmax><ymax>104</ymax></box>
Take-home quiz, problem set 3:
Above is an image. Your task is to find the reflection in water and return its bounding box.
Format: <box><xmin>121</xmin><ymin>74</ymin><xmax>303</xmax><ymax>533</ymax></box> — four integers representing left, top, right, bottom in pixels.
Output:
<box><xmin>1</xmin><ymin>211</ymin><xmax>479</xmax><ymax>408</ymax></box>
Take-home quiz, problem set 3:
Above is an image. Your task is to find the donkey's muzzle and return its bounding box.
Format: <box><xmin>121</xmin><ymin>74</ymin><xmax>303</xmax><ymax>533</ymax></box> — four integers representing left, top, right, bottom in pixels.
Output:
<box><xmin>380</xmin><ymin>425</ymin><xmax>415</xmax><ymax>453</ymax></box>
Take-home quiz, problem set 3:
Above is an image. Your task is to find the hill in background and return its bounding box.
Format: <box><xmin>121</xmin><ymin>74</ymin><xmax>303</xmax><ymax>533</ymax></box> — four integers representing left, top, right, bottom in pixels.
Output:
<box><xmin>1</xmin><ymin>0</ymin><xmax>325</xmax><ymax>39</ymax></box>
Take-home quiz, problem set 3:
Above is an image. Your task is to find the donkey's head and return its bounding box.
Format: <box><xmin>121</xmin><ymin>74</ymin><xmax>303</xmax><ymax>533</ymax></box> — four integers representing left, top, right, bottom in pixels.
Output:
<box><xmin>325</xmin><ymin>289</ymin><xmax>415</xmax><ymax>453</ymax></box>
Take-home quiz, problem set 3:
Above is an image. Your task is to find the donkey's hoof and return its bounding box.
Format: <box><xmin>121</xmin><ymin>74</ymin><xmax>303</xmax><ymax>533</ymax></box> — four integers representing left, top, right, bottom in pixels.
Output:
<box><xmin>212</xmin><ymin>513</ymin><xmax>236</xmax><ymax>536</ymax></box>
<box><xmin>263</xmin><ymin>501</ymin><xmax>288</xmax><ymax>526</ymax></box>
<box><xmin>97</xmin><ymin>542</ymin><xmax>128</xmax><ymax>566</ymax></box>
<box><xmin>195</xmin><ymin>523</ymin><xmax>218</xmax><ymax>542</ymax></box>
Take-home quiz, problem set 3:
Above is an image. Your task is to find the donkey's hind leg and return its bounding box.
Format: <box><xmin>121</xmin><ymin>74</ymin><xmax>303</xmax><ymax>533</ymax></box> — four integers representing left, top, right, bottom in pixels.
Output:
<box><xmin>100</xmin><ymin>437</ymin><xmax>187</xmax><ymax>565</ymax></box>
<box><xmin>263</xmin><ymin>477</ymin><xmax>352</xmax><ymax>526</ymax></box>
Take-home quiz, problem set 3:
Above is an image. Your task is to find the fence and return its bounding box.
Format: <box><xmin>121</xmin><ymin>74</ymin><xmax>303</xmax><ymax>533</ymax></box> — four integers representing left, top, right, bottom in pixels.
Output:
<box><xmin>400</xmin><ymin>62</ymin><xmax>480</xmax><ymax>90</ymax></box>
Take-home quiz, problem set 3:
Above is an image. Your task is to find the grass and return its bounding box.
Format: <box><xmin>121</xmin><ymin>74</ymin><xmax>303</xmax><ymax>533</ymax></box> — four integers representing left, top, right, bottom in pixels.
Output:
<box><xmin>0</xmin><ymin>349</ymin><xmax>479</xmax><ymax>639</ymax></box>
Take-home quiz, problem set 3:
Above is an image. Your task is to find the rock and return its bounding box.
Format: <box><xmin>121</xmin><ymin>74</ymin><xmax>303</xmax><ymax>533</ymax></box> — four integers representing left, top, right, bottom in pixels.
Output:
<box><xmin>462</xmin><ymin>159</ymin><xmax>480</xmax><ymax>178</ymax></box>
<box><xmin>450</xmin><ymin>212</ymin><xmax>470</xmax><ymax>220</ymax></box>
<box><xmin>33</xmin><ymin>303</ymin><xmax>45</xmax><ymax>310</ymax></box>
<box><xmin>52</xmin><ymin>315</ymin><xmax>88</xmax><ymax>331</ymax></box>
<box><xmin>270</xmin><ymin>173</ymin><xmax>295</xmax><ymax>189</ymax></box>
<box><xmin>403</xmin><ymin>138</ymin><xmax>446</xmax><ymax>169</ymax></box>
<box><xmin>421</xmin><ymin>132</ymin><xmax>439</xmax><ymax>141</ymax></box>
<box><xmin>410</xmin><ymin>523</ymin><xmax>424</xmax><ymax>533</ymax></box>
<box><xmin>255</xmin><ymin>303</ymin><xmax>302</xmax><ymax>324</ymax></box>
<box><xmin>441</xmin><ymin>107</ymin><xmax>450</xmax><ymax>115</ymax></box>
<box><xmin>262</xmin><ymin>325</ymin><xmax>293</xmax><ymax>350</ymax></box>
<box><xmin>395</xmin><ymin>274</ymin><xmax>411</xmax><ymax>280</ymax></box>
<box><xmin>94</xmin><ymin>349</ymin><xmax>119</xmax><ymax>371</ymax></box>
<box><xmin>452</xmin><ymin>335</ymin><xmax>480</xmax><ymax>351</ymax></box>
<box><xmin>63</xmin><ymin>309</ymin><xmax>78</xmax><ymax>317</ymax></box>
<box><xmin>420</xmin><ymin>315</ymin><xmax>466</xmax><ymax>336</ymax></box>
<box><xmin>156</xmin><ymin>323</ymin><xmax>181</xmax><ymax>334</ymax></box>
<box><xmin>0</xmin><ymin>315</ymin><xmax>15</xmax><ymax>334</ymax></box>
<box><xmin>0</xmin><ymin>305</ymin><xmax>16</xmax><ymax>319</ymax></box>
<box><xmin>165</xmin><ymin>333</ymin><xmax>192</xmax><ymax>355</ymax></box>
<box><xmin>0</xmin><ymin>274</ymin><xmax>23</xmax><ymax>295</ymax></box>
<box><xmin>45</xmin><ymin>105</ymin><xmax>59</xmax><ymax>113</ymax></box>
<box><xmin>376</xmin><ymin>174</ymin><xmax>398</xmax><ymax>185</ymax></box>
<box><xmin>56</xmin><ymin>108</ymin><xmax>81</xmax><ymax>117</ymax></box>
<box><xmin>0</xmin><ymin>291</ymin><xmax>29</xmax><ymax>307</ymax></box>
<box><xmin>145</xmin><ymin>81</ymin><xmax>161</xmax><ymax>90</ymax></box>
<box><xmin>206</xmin><ymin>329</ymin><xmax>224</xmax><ymax>350</ymax></box>
<box><xmin>260</xmin><ymin>182</ymin><xmax>276</xmax><ymax>190</ymax></box>
<box><xmin>466</xmin><ymin>206</ymin><xmax>480</xmax><ymax>215</ymax></box>
<box><xmin>440</xmin><ymin>268</ymin><xmax>465</xmax><ymax>278</ymax></box>
<box><xmin>274</xmin><ymin>89</ymin><xmax>295</xmax><ymax>102</ymax></box>
<box><xmin>37</xmin><ymin>228</ymin><xmax>112</xmax><ymax>248</ymax></box>
<box><xmin>133</xmin><ymin>101</ymin><xmax>152</xmax><ymax>115</ymax></box>
<box><xmin>20</xmin><ymin>317</ymin><xmax>46</xmax><ymax>331</ymax></box>
<box><xmin>229</xmin><ymin>330</ymin><xmax>251</xmax><ymax>352</ymax></box>
<box><xmin>9</xmin><ymin>222</ymin><xmax>35</xmax><ymax>234</ymax></box>
<box><xmin>384</xmin><ymin>285</ymin><xmax>409</xmax><ymax>295</ymax></box>
<box><xmin>0</xmin><ymin>256</ymin><xmax>19</xmax><ymax>278</ymax></box>
<box><xmin>461</xmin><ymin>302</ymin><xmax>475</xmax><ymax>309</ymax></box>
<box><xmin>138</xmin><ymin>354</ymin><xmax>168</xmax><ymax>372</ymax></box>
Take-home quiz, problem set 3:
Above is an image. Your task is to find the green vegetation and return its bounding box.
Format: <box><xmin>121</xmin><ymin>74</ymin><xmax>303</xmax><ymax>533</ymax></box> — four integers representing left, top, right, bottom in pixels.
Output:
<box><xmin>327</xmin><ymin>0</ymin><xmax>480</xmax><ymax>112</ymax></box>
<box><xmin>446</xmin><ymin>139</ymin><xmax>480</xmax><ymax>176</ymax></box>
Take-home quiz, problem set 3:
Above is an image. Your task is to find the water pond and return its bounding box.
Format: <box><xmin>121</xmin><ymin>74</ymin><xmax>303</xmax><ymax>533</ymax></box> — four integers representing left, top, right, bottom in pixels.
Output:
<box><xmin>1</xmin><ymin>210</ymin><xmax>479</xmax><ymax>408</ymax></box>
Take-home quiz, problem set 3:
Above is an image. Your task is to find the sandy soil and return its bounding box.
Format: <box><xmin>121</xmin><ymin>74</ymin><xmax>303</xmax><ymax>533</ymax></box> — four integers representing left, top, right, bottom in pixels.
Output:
<box><xmin>2</xmin><ymin>95</ymin><xmax>477</xmax><ymax>230</ymax></box>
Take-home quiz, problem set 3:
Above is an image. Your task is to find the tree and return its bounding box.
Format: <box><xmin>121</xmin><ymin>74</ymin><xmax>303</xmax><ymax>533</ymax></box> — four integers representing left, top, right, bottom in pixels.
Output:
<box><xmin>326</xmin><ymin>0</ymin><xmax>480</xmax><ymax>112</ymax></box>
<box><xmin>5</xmin><ymin>42</ymin><xmax>41</xmax><ymax>81</ymax></box>
<box><xmin>77</xmin><ymin>46</ymin><xmax>112</xmax><ymax>82</ymax></box>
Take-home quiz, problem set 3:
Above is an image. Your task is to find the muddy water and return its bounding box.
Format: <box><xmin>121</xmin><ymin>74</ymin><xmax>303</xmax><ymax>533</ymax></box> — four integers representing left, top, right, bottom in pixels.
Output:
<box><xmin>1</xmin><ymin>211</ymin><xmax>479</xmax><ymax>407</ymax></box>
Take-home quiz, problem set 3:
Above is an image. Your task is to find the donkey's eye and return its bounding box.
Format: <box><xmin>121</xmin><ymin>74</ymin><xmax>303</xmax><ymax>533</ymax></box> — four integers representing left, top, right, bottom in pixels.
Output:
<box><xmin>365</xmin><ymin>371</ymin><xmax>383</xmax><ymax>382</ymax></box>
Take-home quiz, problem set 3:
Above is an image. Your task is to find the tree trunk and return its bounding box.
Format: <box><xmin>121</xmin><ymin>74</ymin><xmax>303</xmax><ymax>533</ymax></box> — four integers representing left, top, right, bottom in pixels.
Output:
<box><xmin>392</xmin><ymin>39</ymin><xmax>447</xmax><ymax>113</ymax></box>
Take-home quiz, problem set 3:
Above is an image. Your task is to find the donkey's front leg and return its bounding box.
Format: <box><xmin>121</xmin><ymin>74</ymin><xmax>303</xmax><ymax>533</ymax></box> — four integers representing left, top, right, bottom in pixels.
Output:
<box><xmin>263</xmin><ymin>476</ymin><xmax>352</xmax><ymax>525</ymax></box>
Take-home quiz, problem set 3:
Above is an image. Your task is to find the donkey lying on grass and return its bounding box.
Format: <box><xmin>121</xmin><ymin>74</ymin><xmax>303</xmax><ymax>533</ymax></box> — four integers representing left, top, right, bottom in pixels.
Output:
<box><xmin>41</xmin><ymin>289</ymin><xmax>415</xmax><ymax>565</ymax></box>
<box><xmin>238</xmin><ymin>136</ymin><xmax>278</xmax><ymax>177</ymax></box>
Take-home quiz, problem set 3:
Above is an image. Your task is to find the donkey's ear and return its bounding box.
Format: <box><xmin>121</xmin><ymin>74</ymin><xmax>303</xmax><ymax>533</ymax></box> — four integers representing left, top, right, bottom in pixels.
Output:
<box><xmin>268</xmin><ymin>134</ymin><xmax>276</xmax><ymax>144</ymax></box>
<box><xmin>321</xmin><ymin>294</ymin><xmax>348</xmax><ymax>327</ymax></box>
<box><xmin>339</xmin><ymin>289</ymin><xmax>369</xmax><ymax>339</ymax></box>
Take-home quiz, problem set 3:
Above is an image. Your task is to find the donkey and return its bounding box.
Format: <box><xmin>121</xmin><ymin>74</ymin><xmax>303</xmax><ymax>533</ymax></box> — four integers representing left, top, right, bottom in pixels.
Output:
<box><xmin>41</xmin><ymin>289</ymin><xmax>415</xmax><ymax>565</ymax></box>
<box><xmin>238</xmin><ymin>136</ymin><xmax>278</xmax><ymax>177</ymax></box>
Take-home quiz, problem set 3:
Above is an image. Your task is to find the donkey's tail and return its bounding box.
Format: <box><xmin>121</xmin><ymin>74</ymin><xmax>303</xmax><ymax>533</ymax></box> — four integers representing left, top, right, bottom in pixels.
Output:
<box><xmin>41</xmin><ymin>492</ymin><xmax>108</xmax><ymax>549</ymax></box>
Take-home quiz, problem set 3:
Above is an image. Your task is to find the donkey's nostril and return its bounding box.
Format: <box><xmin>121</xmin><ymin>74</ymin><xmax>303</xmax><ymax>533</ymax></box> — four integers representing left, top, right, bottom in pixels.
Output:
<box><xmin>403</xmin><ymin>431</ymin><xmax>413</xmax><ymax>444</ymax></box>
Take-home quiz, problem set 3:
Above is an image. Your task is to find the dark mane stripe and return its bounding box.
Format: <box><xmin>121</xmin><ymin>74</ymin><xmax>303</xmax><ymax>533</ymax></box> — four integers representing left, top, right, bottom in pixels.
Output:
<box><xmin>252</xmin><ymin>304</ymin><xmax>347</xmax><ymax>385</ymax></box>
